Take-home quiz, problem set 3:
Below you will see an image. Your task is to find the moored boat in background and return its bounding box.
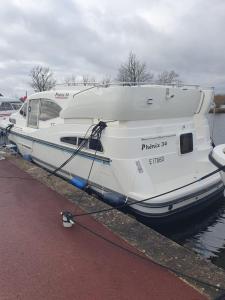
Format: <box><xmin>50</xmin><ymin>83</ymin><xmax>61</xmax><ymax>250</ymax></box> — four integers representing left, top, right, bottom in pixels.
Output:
<box><xmin>0</xmin><ymin>96</ymin><xmax>22</xmax><ymax>121</ymax></box>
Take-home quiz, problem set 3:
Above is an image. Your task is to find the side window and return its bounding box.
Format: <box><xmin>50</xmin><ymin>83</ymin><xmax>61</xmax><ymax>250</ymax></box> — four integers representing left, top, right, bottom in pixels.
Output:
<box><xmin>11</xmin><ymin>102</ymin><xmax>22</xmax><ymax>110</ymax></box>
<box><xmin>0</xmin><ymin>102</ymin><xmax>13</xmax><ymax>111</ymax></box>
<box><xmin>180</xmin><ymin>133</ymin><xmax>193</xmax><ymax>154</ymax></box>
<box><xmin>60</xmin><ymin>136</ymin><xmax>103</xmax><ymax>152</ymax></box>
<box><xmin>19</xmin><ymin>103</ymin><xmax>27</xmax><ymax>117</ymax></box>
<box><xmin>0</xmin><ymin>102</ymin><xmax>5</xmax><ymax>111</ymax></box>
<box><xmin>78</xmin><ymin>138</ymin><xmax>88</xmax><ymax>147</ymax></box>
<box><xmin>60</xmin><ymin>137</ymin><xmax>77</xmax><ymax>145</ymax></box>
<box><xmin>89</xmin><ymin>138</ymin><xmax>103</xmax><ymax>152</ymax></box>
<box><xmin>39</xmin><ymin>99</ymin><xmax>61</xmax><ymax>121</ymax></box>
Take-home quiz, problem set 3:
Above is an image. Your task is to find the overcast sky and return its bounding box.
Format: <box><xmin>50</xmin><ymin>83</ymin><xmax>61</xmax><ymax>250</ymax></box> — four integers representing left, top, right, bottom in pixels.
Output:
<box><xmin>0</xmin><ymin>0</ymin><xmax>225</xmax><ymax>97</ymax></box>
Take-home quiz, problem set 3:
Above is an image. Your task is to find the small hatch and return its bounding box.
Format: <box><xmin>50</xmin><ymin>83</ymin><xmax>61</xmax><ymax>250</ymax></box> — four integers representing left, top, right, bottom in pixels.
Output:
<box><xmin>180</xmin><ymin>133</ymin><xmax>193</xmax><ymax>154</ymax></box>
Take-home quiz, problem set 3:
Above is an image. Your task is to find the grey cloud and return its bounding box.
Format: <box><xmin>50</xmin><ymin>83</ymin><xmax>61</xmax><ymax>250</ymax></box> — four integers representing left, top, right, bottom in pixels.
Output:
<box><xmin>1</xmin><ymin>0</ymin><xmax>225</xmax><ymax>96</ymax></box>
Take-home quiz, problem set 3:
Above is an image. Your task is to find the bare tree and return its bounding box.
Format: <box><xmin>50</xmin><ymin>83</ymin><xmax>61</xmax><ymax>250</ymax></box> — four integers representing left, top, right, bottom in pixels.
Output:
<box><xmin>82</xmin><ymin>75</ymin><xmax>89</xmax><ymax>86</ymax></box>
<box><xmin>101</xmin><ymin>75</ymin><xmax>111</xmax><ymax>87</ymax></box>
<box><xmin>29</xmin><ymin>66</ymin><xmax>56</xmax><ymax>92</ymax></box>
<box><xmin>82</xmin><ymin>75</ymin><xmax>96</xmax><ymax>86</ymax></box>
<box><xmin>64</xmin><ymin>75</ymin><xmax>76</xmax><ymax>86</ymax></box>
<box><xmin>117</xmin><ymin>51</ymin><xmax>153</xmax><ymax>84</ymax></box>
<box><xmin>156</xmin><ymin>70</ymin><xmax>180</xmax><ymax>85</ymax></box>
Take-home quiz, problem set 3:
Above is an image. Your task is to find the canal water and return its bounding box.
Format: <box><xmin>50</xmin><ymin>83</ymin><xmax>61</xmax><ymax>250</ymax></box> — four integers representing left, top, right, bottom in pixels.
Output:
<box><xmin>157</xmin><ymin>114</ymin><xmax>225</xmax><ymax>270</ymax></box>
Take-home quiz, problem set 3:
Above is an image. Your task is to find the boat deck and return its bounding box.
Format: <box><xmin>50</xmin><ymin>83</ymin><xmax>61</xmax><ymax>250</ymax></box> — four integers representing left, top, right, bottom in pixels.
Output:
<box><xmin>0</xmin><ymin>158</ymin><xmax>207</xmax><ymax>300</ymax></box>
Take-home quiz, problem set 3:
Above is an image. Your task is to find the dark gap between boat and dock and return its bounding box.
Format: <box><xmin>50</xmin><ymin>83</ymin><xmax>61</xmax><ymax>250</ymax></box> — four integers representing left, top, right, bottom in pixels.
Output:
<box><xmin>0</xmin><ymin>151</ymin><xmax>225</xmax><ymax>299</ymax></box>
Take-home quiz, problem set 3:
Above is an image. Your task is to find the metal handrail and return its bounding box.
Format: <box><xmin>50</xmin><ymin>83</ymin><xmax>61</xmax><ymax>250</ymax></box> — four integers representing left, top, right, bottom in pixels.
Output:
<box><xmin>53</xmin><ymin>81</ymin><xmax>203</xmax><ymax>89</ymax></box>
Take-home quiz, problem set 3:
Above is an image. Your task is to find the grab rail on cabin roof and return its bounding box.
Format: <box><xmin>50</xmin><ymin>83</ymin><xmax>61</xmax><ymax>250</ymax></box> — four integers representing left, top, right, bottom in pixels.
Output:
<box><xmin>52</xmin><ymin>83</ymin><xmax>214</xmax><ymax>99</ymax></box>
<box><xmin>53</xmin><ymin>81</ymin><xmax>204</xmax><ymax>89</ymax></box>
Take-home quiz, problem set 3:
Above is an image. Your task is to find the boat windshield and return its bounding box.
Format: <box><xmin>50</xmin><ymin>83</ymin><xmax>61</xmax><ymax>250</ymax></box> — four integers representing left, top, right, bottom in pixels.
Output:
<box><xmin>11</xmin><ymin>102</ymin><xmax>22</xmax><ymax>110</ymax></box>
<box><xmin>0</xmin><ymin>101</ymin><xmax>22</xmax><ymax>111</ymax></box>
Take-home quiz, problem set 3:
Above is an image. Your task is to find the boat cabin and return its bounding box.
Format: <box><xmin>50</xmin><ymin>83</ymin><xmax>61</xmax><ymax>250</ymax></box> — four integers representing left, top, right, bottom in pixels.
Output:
<box><xmin>10</xmin><ymin>90</ymin><xmax>78</xmax><ymax>128</ymax></box>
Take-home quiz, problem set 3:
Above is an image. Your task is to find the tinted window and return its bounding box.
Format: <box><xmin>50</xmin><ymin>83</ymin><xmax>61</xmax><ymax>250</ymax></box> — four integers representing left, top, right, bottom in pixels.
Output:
<box><xmin>89</xmin><ymin>138</ymin><xmax>103</xmax><ymax>152</ymax></box>
<box><xmin>78</xmin><ymin>138</ymin><xmax>88</xmax><ymax>147</ymax></box>
<box><xmin>60</xmin><ymin>136</ymin><xmax>103</xmax><ymax>152</ymax></box>
<box><xmin>0</xmin><ymin>102</ymin><xmax>13</xmax><ymax>111</ymax></box>
<box><xmin>11</xmin><ymin>102</ymin><xmax>22</xmax><ymax>110</ymax></box>
<box><xmin>39</xmin><ymin>99</ymin><xmax>61</xmax><ymax>121</ymax></box>
<box><xmin>180</xmin><ymin>133</ymin><xmax>193</xmax><ymax>154</ymax></box>
<box><xmin>0</xmin><ymin>102</ymin><xmax>5</xmax><ymax>111</ymax></box>
<box><xmin>60</xmin><ymin>137</ymin><xmax>77</xmax><ymax>145</ymax></box>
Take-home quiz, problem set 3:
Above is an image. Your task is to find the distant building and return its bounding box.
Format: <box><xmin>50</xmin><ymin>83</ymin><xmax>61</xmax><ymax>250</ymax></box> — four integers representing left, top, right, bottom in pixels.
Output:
<box><xmin>0</xmin><ymin>93</ymin><xmax>3</xmax><ymax>97</ymax></box>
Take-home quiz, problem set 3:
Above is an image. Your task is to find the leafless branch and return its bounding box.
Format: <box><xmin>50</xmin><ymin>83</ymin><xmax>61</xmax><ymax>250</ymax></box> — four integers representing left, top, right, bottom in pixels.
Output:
<box><xmin>156</xmin><ymin>70</ymin><xmax>181</xmax><ymax>85</ymax></box>
<box><xmin>29</xmin><ymin>66</ymin><xmax>56</xmax><ymax>92</ymax></box>
<box><xmin>82</xmin><ymin>75</ymin><xmax>96</xmax><ymax>86</ymax></box>
<box><xmin>64</xmin><ymin>75</ymin><xmax>76</xmax><ymax>86</ymax></box>
<box><xmin>117</xmin><ymin>51</ymin><xmax>153</xmax><ymax>85</ymax></box>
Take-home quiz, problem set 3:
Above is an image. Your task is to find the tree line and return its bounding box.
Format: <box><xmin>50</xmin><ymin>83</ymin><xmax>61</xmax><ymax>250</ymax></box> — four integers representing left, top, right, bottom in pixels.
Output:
<box><xmin>30</xmin><ymin>51</ymin><xmax>181</xmax><ymax>92</ymax></box>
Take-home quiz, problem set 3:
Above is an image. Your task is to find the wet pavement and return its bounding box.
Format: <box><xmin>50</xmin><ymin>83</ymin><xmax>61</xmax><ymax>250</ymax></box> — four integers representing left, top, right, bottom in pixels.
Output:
<box><xmin>0</xmin><ymin>158</ymin><xmax>206</xmax><ymax>300</ymax></box>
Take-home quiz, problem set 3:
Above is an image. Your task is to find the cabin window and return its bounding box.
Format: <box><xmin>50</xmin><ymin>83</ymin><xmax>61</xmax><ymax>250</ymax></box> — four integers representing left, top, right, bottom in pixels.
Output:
<box><xmin>39</xmin><ymin>99</ymin><xmax>61</xmax><ymax>121</ymax></box>
<box><xmin>11</xmin><ymin>102</ymin><xmax>22</xmax><ymax>110</ymax></box>
<box><xmin>0</xmin><ymin>102</ymin><xmax>13</xmax><ymax>111</ymax></box>
<box><xmin>78</xmin><ymin>138</ymin><xmax>88</xmax><ymax>147</ymax></box>
<box><xmin>89</xmin><ymin>138</ymin><xmax>103</xmax><ymax>152</ymax></box>
<box><xmin>180</xmin><ymin>133</ymin><xmax>193</xmax><ymax>154</ymax></box>
<box><xmin>60</xmin><ymin>137</ymin><xmax>77</xmax><ymax>145</ymax></box>
<box><xmin>19</xmin><ymin>103</ymin><xmax>27</xmax><ymax>117</ymax></box>
<box><xmin>60</xmin><ymin>136</ymin><xmax>103</xmax><ymax>152</ymax></box>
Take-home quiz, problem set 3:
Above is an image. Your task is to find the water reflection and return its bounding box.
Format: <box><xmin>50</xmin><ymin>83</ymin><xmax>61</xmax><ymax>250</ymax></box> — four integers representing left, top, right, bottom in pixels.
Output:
<box><xmin>155</xmin><ymin>197</ymin><xmax>225</xmax><ymax>268</ymax></box>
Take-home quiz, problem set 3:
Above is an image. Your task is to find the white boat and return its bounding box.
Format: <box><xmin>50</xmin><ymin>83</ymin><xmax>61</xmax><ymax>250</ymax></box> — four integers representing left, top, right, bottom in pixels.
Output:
<box><xmin>0</xmin><ymin>96</ymin><xmax>22</xmax><ymax>120</ymax></box>
<box><xmin>1</xmin><ymin>83</ymin><xmax>224</xmax><ymax>222</ymax></box>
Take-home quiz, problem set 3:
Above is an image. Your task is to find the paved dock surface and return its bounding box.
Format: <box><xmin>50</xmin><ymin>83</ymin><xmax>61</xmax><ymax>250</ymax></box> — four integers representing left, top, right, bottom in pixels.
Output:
<box><xmin>0</xmin><ymin>159</ymin><xmax>206</xmax><ymax>300</ymax></box>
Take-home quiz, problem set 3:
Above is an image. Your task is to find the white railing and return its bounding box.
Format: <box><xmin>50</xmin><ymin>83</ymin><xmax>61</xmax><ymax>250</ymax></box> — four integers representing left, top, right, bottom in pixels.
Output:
<box><xmin>53</xmin><ymin>81</ymin><xmax>203</xmax><ymax>89</ymax></box>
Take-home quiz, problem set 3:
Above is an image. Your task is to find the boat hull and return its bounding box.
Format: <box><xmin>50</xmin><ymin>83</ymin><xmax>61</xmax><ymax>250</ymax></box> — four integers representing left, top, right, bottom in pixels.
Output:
<box><xmin>7</xmin><ymin>130</ymin><xmax>224</xmax><ymax>223</ymax></box>
<box><xmin>129</xmin><ymin>183</ymin><xmax>224</xmax><ymax>224</ymax></box>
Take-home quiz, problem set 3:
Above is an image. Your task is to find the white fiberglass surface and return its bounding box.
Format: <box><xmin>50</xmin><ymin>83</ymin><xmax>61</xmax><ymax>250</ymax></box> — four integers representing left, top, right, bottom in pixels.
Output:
<box><xmin>213</xmin><ymin>145</ymin><xmax>225</xmax><ymax>165</ymax></box>
<box><xmin>61</xmin><ymin>86</ymin><xmax>201</xmax><ymax>121</ymax></box>
<box><xmin>125</xmin><ymin>156</ymin><xmax>220</xmax><ymax>202</ymax></box>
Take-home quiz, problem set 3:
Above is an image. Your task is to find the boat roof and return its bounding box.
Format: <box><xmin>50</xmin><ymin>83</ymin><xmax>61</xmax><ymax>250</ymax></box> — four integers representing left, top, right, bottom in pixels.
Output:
<box><xmin>27</xmin><ymin>87</ymin><xmax>85</xmax><ymax>108</ymax></box>
<box><xmin>26</xmin><ymin>84</ymin><xmax>213</xmax><ymax>121</ymax></box>
<box><xmin>60</xmin><ymin>84</ymin><xmax>206</xmax><ymax>121</ymax></box>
